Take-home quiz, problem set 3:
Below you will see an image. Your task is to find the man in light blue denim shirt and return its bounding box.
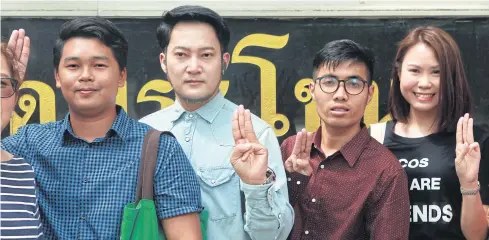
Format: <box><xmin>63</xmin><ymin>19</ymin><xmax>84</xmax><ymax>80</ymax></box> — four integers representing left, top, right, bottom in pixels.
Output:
<box><xmin>139</xmin><ymin>5</ymin><xmax>294</xmax><ymax>240</ymax></box>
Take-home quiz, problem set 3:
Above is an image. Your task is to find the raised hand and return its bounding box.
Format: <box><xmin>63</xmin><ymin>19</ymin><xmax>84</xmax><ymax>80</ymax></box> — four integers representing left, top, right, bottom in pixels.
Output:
<box><xmin>7</xmin><ymin>29</ymin><xmax>30</xmax><ymax>81</ymax></box>
<box><xmin>284</xmin><ymin>128</ymin><xmax>313</xmax><ymax>176</ymax></box>
<box><xmin>230</xmin><ymin>105</ymin><xmax>268</xmax><ymax>185</ymax></box>
<box><xmin>455</xmin><ymin>113</ymin><xmax>481</xmax><ymax>187</ymax></box>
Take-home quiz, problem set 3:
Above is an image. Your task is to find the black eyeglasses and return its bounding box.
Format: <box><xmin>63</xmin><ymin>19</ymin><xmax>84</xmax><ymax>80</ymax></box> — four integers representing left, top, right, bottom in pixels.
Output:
<box><xmin>1</xmin><ymin>77</ymin><xmax>19</xmax><ymax>98</ymax></box>
<box><xmin>315</xmin><ymin>75</ymin><xmax>368</xmax><ymax>95</ymax></box>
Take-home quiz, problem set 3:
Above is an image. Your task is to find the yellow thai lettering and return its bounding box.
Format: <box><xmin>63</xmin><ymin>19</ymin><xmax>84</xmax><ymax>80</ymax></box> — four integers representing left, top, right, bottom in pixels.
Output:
<box><xmin>364</xmin><ymin>80</ymin><xmax>391</xmax><ymax>125</ymax></box>
<box><xmin>136</xmin><ymin>79</ymin><xmax>175</xmax><ymax>109</ymax></box>
<box><xmin>116</xmin><ymin>83</ymin><xmax>127</xmax><ymax>112</ymax></box>
<box><xmin>232</xmin><ymin>33</ymin><xmax>290</xmax><ymax>136</ymax></box>
<box><xmin>294</xmin><ymin>78</ymin><xmax>320</xmax><ymax>132</ymax></box>
<box><xmin>10</xmin><ymin>80</ymin><xmax>56</xmax><ymax>134</ymax></box>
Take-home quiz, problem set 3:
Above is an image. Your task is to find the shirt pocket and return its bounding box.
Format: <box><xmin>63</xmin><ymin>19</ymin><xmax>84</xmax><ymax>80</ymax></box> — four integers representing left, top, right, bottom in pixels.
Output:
<box><xmin>197</xmin><ymin>165</ymin><xmax>239</xmax><ymax>222</ymax></box>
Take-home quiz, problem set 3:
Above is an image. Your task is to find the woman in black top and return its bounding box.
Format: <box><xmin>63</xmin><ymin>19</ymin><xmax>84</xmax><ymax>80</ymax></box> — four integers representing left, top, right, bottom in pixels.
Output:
<box><xmin>372</xmin><ymin>26</ymin><xmax>488</xmax><ymax>239</ymax></box>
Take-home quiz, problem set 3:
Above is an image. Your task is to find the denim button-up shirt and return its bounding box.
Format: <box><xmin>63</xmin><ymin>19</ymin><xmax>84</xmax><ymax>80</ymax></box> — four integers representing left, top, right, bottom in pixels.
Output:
<box><xmin>140</xmin><ymin>93</ymin><xmax>294</xmax><ymax>240</ymax></box>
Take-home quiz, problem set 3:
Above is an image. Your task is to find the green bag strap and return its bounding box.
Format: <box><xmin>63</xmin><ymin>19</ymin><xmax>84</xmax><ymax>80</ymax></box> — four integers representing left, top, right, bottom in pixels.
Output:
<box><xmin>135</xmin><ymin>129</ymin><xmax>175</xmax><ymax>204</ymax></box>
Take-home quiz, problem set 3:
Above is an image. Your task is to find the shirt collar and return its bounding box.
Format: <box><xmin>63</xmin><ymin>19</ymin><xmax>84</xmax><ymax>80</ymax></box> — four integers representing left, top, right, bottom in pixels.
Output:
<box><xmin>195</xmin><ymin>92</ymin><xmax>225</xmax><ymax>123</ymax></box>
<box><xmin>61</xmin><ymin>105</ymin><xmax>131</xmax><ymax>144</ymax></box>
<box><xmin>166</xmin><ymin>102</ymin><xmax>186</xmax><ymax>123</ymax></box>
<box><xmin>312</xmin><ymin>123</ymin><xmax>369</xmax><ymax>167</ymax></box>
<box><xmin>168</xmin><ymin>92</ymin><xmax>226</xmax><ymax>124</ymax></box>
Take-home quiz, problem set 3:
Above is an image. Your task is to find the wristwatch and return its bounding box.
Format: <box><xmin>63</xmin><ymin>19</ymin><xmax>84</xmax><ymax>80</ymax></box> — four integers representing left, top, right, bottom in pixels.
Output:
<box><xmin>263</xmin><ymin>168</ymin><xmax>276</xmax><ymax>185</ymax></box>
<box><xmin>460</xmin><ymin>181</ymin><xmax>480</xmax><ymax>195</ymax></box>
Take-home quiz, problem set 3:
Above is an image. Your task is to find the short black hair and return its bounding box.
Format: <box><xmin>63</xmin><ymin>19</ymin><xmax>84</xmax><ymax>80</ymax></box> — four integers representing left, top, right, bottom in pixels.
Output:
<box><xmin>156</xmin><ymin>5</ymin><xmax>230</xmax><ymax>53</ymax></box>
<box><xmin>53</xmin><ymin>17</ymin><xmax>128</xmax><ymax>71</ymax></box>
<box><xmin>312</xmin><ymin>39</ymin><xmax>375</xmax><ymax>82</ymax></box>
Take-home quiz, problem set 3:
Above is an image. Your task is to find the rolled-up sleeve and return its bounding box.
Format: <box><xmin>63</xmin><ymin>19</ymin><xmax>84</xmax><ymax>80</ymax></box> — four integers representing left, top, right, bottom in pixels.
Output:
<box><xmin>1</xmin><ymin>125</ymin><xmax>30</xmax><ymax>160</ymax></box>
<box><xmin>241</xmin><ymin>127</ymin><xmax>294</xmax><ymax>240</ymax></box>
<box><xmin>154</xmin><ymin>133</ymin><xmax>203</xmax><ymax>219</ymax></box>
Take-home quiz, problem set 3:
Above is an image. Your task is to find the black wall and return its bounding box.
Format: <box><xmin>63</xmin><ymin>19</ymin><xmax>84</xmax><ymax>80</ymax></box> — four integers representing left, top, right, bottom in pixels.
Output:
<box><xmin>2</xmin><ymin>17</ymin><xmax>489</xmax><ymax>142</ymax></box>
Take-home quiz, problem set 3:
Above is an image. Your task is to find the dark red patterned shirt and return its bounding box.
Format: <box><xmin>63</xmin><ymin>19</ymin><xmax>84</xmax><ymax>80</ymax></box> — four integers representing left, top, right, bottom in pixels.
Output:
<box><xmin>281</xmin><ymin>126</ymin><xmax>410</xmax><ymax>240</ymax></box>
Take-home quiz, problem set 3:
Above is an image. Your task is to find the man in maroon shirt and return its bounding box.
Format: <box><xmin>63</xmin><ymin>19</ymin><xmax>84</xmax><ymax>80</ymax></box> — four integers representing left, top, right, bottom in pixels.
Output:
<box><xmin>281</xmin><ymin>39</ymin><xmax>410</xmax><ymax>240</ymax></box>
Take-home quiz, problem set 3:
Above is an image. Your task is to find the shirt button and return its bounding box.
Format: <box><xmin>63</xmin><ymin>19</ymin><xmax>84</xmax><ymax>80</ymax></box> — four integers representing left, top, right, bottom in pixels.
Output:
<box><xmin>297</xmin><ymin>181</ymin><xmax>301</xmax><ymax>185</ymax></box>
<box><xmin>305</xmin><ymin>230</ymin><xmax>309</xmax><ymax>235</ymax></box>
<box><xmin>81</xmin><ymin>215</ymin><xmax>86</xmax><ymax>220</ymax></box>
<box><xmin>185</xmin><ymin>137</ymin><xmax>190</xmax><ymax>142</ymax></box>
<box><xmin>312</xmin><ymin>198</ymin><xmax>316</xmax><ymax>203</ymax></box>
<box><xmin>278</xmin><ymin>213</ymin><xmax>282</xmax><ymax>219</ymax></box>
<box><xmin>188</xmin><ymin>114</ymin><xmax>193</xmax><ymax>118</ymax></box>
<box><xmin>83</xmin><ymin>178</ymin><xmax>88</xmax><ymax>183</ymax></box>
<box><xmin>320</xmin><ymin>165</ymin><xmax>324</xmax><ymax>169</ymax></box>
<box><xmin>287</xmin><ymin>177</ymin><xmax>291</xmax><ymax>181</ymax></box>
